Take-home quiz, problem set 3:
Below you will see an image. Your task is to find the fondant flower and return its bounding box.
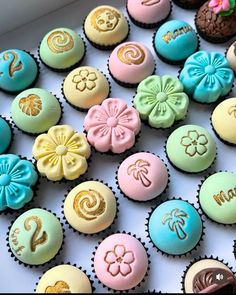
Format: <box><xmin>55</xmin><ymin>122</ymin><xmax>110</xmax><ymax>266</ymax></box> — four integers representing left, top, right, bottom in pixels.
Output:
<box><xmin>180</xmin><ymin>51</ymin><xmax>234</xmax><ymax>103</ymax></box>
<box><xmin>209</xmin><ymin>0</ymin><xmax>230</xmax><ymax>14</ymax></box>
<box><xmin>84</xmin><ymin>98</ymin><xmax>141</xmax><ymax>154</ymax></box>
<box><xmin>104</xmin><ymin>245</ymin><xmax>135</xmax><ymax>277</ymax></box>
<box><xmin>72</xmin><ymin>69</ymin><xmax>98</xmax><ymax>91</ymax></box>
<box><xmin>134</xmin><ymin>75</ymin><xmax>189</xmax><ymax>128</ymax></box>
<box><xmin>0</xmin><ymin>154</ymin><xmax>38</xmax><ymax>211</ymax></box>
<box><xmin>181</xmin><ymin>130</ymin><xmax>208</xmax><ymax>157</ymax></box>
<box><xmin>32</xmin><ymin>125</ymin><xmax>91</xmax><ymax>181</ymax></box>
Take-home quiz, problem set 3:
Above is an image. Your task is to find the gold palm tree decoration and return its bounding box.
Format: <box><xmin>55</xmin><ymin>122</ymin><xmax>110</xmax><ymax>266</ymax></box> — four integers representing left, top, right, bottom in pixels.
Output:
<box><xmin>162</xmin><ymin>208</ymin><xmax>188</xmax><ymax>240</ymax></box>
<box><xmin>228</xmin><ymin>104</ymin><xmax>236</xmax><ymax>118</ymax></box>
<box><xmin>127</xmin><ymin>159</ymin><xmax>152</xmax><ymax>187</ymax></box>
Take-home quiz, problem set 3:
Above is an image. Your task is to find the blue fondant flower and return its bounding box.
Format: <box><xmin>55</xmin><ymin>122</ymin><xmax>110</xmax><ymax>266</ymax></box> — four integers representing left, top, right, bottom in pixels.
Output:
<box><xmin>0</xmin><ymin>154</ymin><xmax>38</xmax><ymax>211</ymax></box>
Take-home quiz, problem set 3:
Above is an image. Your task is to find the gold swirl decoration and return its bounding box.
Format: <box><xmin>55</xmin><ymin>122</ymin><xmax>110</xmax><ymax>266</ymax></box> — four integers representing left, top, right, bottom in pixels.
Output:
<box><xmin>47</xmin><ymin>31</ymin><xmax>74</xmax><ymax>53</ymax></box>
<box><xmin>73</xmin><ymin>189</ymin><xmax>106</xmax><ymax>221</ymax></box>
<box><xmin>19</xmin><ymin>94</ymin><xmax>42</xmax><ymax>116</ymax></box>
<box><xmin>117</xmin><ymin>44</ymin><xmax>145</xmax><ymax>65</ymax></box>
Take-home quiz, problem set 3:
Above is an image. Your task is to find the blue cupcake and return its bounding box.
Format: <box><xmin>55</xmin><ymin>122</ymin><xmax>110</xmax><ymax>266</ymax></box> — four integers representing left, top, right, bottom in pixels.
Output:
<box><xmin>0</xmin><ymin>117</ymin><xmax>12</xmax><ymax>154</ymax></box>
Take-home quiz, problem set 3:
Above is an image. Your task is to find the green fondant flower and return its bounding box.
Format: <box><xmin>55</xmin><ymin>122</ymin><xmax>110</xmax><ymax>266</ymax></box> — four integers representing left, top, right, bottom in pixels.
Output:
<box><xmin>134</xmin><ymin>75</ymin><xmax>189</xmax><ymax>128</ymax></box>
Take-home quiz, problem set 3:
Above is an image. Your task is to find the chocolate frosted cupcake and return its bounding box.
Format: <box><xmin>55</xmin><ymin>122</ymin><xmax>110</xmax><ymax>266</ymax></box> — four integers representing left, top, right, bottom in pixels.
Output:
<box><xmin>173</xmin><ymin>0</ymin><xmax>206</xmax><ymax>9</ymax></box>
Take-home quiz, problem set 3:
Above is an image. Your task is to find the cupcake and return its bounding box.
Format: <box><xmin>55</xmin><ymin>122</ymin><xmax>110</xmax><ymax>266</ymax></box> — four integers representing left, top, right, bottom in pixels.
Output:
<box><xmin>64</xmin><ymin>181</ymin><xmax>117</xmax><ymax>234</ymax></box>
<box><xmin>134</xmin><ymin>75</ymin><xmax>189</xmax><ymax>128</ymax></box>
<box><xmin>0</xmin><ymin>154</ymin><xmax>38</xmax><ymax>212</ymax></box>
<box><xmin>8</xmin><ymin>208</ymin><xmax>63</xmax><ymax>266</ymax></box>
<box><xmin>63</xmin><ymin>66</ymin><xmax>110</xmax><ymax>110</ymax></box>
<box><xmin>108</xmin><ymin>41</ymin><xmax>155</xmax><ymax>88</ymax></box>
<box><xmin>182</xmin><ymin>257</ymin><xmax>236</xmax><ymax>293</ymax></box>
<box><xmin>211</xmin><ymin>97</ymin><xmax>236</xmax><ymax>145</ymax></box>
<box><xmin>93</xmin><ymin>233</ymin><xmax>149</xmax><ymax>291</ymax></box>
<box><xmin>127</xmin><ymin>0</ymin><xmax>171</xmax><ymax>29</ymax></box>
<box><xmin>173</xmin><ymin>0</ymin><xmax>206</xmax><ymax>9</ymax></box>
<box><xmin>35</xmin><ymin>264</ymin><xmax>93</xmax><ymax>293</ymax></box>
<box><xmin>166</xmin><ymin>125</ymin><xmax>217</xmax><ymax>173</ymax></box>
<box><xmin>117</xmin><ymin>152</ymin><xmax>169</xmax><ymax>202</ymax></box>
<box><xmin>84</xmin><ymin>98</ymin><xmax>141</xmax><ymax>154</ymax></box>
<box><xmin>195</xmin><ymin>0</ymin><xmax>236</xmax><ymax>43</ymax></box>
<box><xmin>153</xmin><ymin>20</ymin><xmax>199</xmax><ymax>65</ymax></box>
<box><xmin>84</xmin><ymin>5</ymin><xmax>129</xmax><ymax>50</ymax></box>
<box><xmin>32</xmin><ymin>125</ymin><xmax>91</xmax><ymax>182</ymax></box>
<box><xmin>198</xmin><ymin>171</ymin><xmax>236</xmax><ymax>225</ymax></box>
<box><xmin>11</xmin><ymin>88</ymin><xmax>62</xmax><ymax>135</ymax></box>
<box><xmin>148</xmin><ymin>199</ymin><xmax>203</xmax><ymax>256</ymax></box>
<box><xmin>0</xmin><ymin>117</ymin><xmax>13</xmax><ymax>154</ymax></box>
<box><xmin>179</xmin><ymin>51</ymin><xmax>234</xmax><ymax>104</ymax></box>
<box><xmin>0</xmin><ymin>49</ymin><xmax>39</xmax><ymax>93</ymax></box>
<box><xmin>226</xmin><ymin>40</ymin><xmax>236</xmax><ymax>72</ymax></box>
<box><xmin>39</xmin><ymin>28</ymin><xmax>85</xmax><ymax>71</ymax></box>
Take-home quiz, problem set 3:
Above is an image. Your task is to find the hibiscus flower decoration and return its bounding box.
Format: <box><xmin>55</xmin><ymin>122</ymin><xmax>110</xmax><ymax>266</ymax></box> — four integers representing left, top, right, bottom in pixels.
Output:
<box><xmin>0</xmin><ymin>154</ymin><xmax>38</xmax><ymax>211</ymax></box>
<box><xmin>209</xmin><ymin>0</ymin><xmax>235</xmax><ymax>16</ymax></box>
<box><xmin>32</xmin><ymin>125</ymin><xmax>91</xmax><ymax>181</ymax></box>
<box><xmin>181</xmin><ymin>130</ymin><xmax>208</xmax><ymax>157</ymax></box>
<box><xmin>84</xmin><ymin>98</ymin><xmax>141</xmax><ymax>154</ymax></box>
<box><xmin>104</xmin><ymin>245</ymin><xmax>135</xmax><ymax>277</ymax></box>
<box><xmin>72</xmin><ymin>69</ymin><xmax>98</xmax><ymax>91</ymax></box>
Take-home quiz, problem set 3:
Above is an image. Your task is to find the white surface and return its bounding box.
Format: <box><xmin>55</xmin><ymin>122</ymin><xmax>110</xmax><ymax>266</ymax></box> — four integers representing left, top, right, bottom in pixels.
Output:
<box><xmin>0</xmin><ymin>0</ymin><xmax>236</xmax><ymax>293</ymax></box>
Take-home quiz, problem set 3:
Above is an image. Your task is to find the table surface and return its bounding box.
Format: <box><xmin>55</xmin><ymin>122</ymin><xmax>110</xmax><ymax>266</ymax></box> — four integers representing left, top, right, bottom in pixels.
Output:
<box><xmin>0</xmin><ymin>0</ymin><xmax>235</xmax><ymax>293</ymax></box>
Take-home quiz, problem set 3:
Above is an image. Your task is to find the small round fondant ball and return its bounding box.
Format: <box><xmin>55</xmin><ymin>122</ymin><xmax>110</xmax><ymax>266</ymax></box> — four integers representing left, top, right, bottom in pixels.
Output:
<box><xmin>94</xmin><ymin>233</ymin><xmax>148</xmax><ymax>291</ymax></box>
<box><xmin>9</xmin><ymin>208</ymin><xmax>63</xmax><ymax>265</ymax></box>
<box><xmin>39</xmin><ymin>28</ymin><xmax>85</xmax><ymax>70</ymax></box>
<box><xmin>64</xmin><ymin>181</ymin><xmax>117</xmax><ymax>234</ymax></box>
<box><xmin>117</xmin><ymin>152</ymin><xmax>168</xmax><ymax>201</ymax></box>
<box><xmin>227</xmin><ymin>41</ymin><xmax>236</xmax><ymax>73</ymax></box>
<box><xmin>166</xmin><ymin>124</ymin><xmax>217</xmax><ymax>173</ymax></box>
<box><xmin>11</xmin><ymin>88</ymin><xmax>62</xmax><ymax>134</ymax></box>
<box><xmin>0</xmin><ymin>49</ymin><xmax>38</xmax><ymax>93</ymax></box>
<box><xmin>63</xmin><ymin>66</ymin><xmax>110</xmax><ymax>110</ymax></box>
<box><xmin>0</xmin><ymin>117</ymin><xmax>12</xmax><ymax>154</ymax></box>
<box><xmin>148</xmin><ymin>199</ymin><xmax>203</xmax><ymax>255</ymax></box>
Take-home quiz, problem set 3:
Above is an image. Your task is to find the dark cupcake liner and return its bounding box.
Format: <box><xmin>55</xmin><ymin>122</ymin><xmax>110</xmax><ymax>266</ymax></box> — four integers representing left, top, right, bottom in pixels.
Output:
<box><xmin>0</xmin><ymin>115</ymin><xmax>15</xmax><ymax>154</ymax></box>
<box><xmin>61</xmin><ymin>71</ymin><xmax>111</xmax><ymax>113</ymax></box>
<box><xmin>0</xmin><ymin>50</ymin><xmax>41</xmax><ymax>95</ymax></box>
<box><xmin>37</xmin><ymin>37</ymin><xmax>87</xmax><ymax>73</ymax></box>
<box><xmin>126</xmin><ymin>1</ymin><xmax>172</xmax><ymax>29</ymax></box>
<box><xmin>61</xmin><ymin>177</ymin><xmax>119</xmax><ymax>236</ymax></box>
<box><xmin>172</xmin><ymin>0</ymin><xmax>206</xmax><ymax>10</ymax></box>
<box><xmin>91</xmin><ymin>231</ymin><xmax>151</xmax><ymax>293</ymax></box>
<box><xmin>34</xmin><ymin>261</ymin><xmax>96</xmax><ymax>293</ymax></box>
<box><xmin>145</xmin><ymin>197</ymin><xmax>205</xmax><ymax>258</ymax></box>
<box><xmin>115</xmin><ymin>150</ymin><xmax>170</xmax><ymax>204</ymax></box>
<box><xmin>196</xmin><ymin>170</ymin><xmax>236</xmax><ymax>227</ymax></box>
<box><xmin>6</xmin><ymin>207</ymin><xmax>65</xmax><ymax>268</ymax></box>
<box><xmin>234</xmin><ymin>240</ymin><xmax>236</xmax><ymax>260</ymax></box>
<box><xmin>180</xmin><ymin>255</ymin><xmax>235</xmax><ymax>293</ymax></box>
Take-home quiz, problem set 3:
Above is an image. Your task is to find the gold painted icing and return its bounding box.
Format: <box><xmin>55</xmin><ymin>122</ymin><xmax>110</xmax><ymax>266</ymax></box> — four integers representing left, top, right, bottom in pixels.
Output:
<box><xmin>127</xmin><ymin>159</ymin><xmax>151</xmax><ymax>187</ymax></box>
<box><xmin>3</xmin><ymin>51</ymin><xmax>23</xmax><ymax>77</ymax></box>
<box><xmin>19</xmin><ymin>94</ymin><xmax>42</xmax><ymax>116</ymax></box>
<box><xmin>162</xmin><ymin>26</ymin><xmax>193</xmax><ymax>44</ymax></box>
<box><xmin>117</xmin><ymin>44</ymin><xmax>145</xmax><ymax>65</ymax></box>
<box><xmin>47</xmin><ymin>31</ymin><xmax>74</xmax><ymax>53</ymax></box>
<box><xmin>142</xmin><ymin>0</ymin><xmax>161</xmax><ymax>6</ymax></box>
<box><xmin>91</xmin><ymin>7</ymin><xmax>121</xmax><ymax>32</ymax></box>
<box><xmin>45</xmin><ymin>281</ymin><xmax>71</xmax><ymax>293</ymax></box>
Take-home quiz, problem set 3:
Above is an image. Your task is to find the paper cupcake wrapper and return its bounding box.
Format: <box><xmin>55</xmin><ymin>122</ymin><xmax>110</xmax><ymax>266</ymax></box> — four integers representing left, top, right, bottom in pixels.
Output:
<box><xmin>91</xmin><ymin>231</ymin><xmax>151</xmax><ymax>293</ymax></box>
<box><xmin>6</xmin><ymin>207</ymin><xmax>65</xmax><ymax>268</ymax></box>
<box><xmin>115</xmin><ymin>150</ymin><xmax>170</xmax><ymax>204</ymax></box>
<box><xmin>172</xmin><ymin>0</ymin><xmax>205</xmax><ymax>10</ymax></box>
<box><xmin>61</xmin><ymin>177</ymin><xmax>120</xmax><ymax>236</ymax></box>
<box><xmin>145</xmin><ymin>197</ymin><xmax>206</xmax><ymax>258</ymax></box>
<box><xmin>234</xmin><ymin>240</ymin><xmax>236</xmax><ymax>260</ymax></box>
<box><xmin>0</xmin><ymin>115</ymin><xmax>15</xmax><ymax>154</ymax></box>
<box><xmin>180</xmin><ymin>255</ymin><xmax>235</xmax><ymax>293</ymax></box>
<box><xmin>34</xmin><ymin>261</ymin><xmax>96</xmax><ymax>293</ymax></box>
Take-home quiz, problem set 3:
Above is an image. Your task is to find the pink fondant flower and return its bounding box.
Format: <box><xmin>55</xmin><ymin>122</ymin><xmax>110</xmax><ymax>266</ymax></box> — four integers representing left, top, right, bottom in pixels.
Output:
<box><xmin>84</xmin><ymin>98</ymin><xmax>141</xmax><ymax>154</ymax></box>
<box><xmin>209</xmin><ymin>0</ymin><xmax>230</xmax><ymax>14</ymax></box>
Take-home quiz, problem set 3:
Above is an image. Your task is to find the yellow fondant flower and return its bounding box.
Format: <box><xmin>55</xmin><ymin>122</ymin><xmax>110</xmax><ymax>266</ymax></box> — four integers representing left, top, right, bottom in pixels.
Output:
<box><xmin>32</xmin><ymin>125</ymin><xmax>91</xmax><ymax>181</ymax></box>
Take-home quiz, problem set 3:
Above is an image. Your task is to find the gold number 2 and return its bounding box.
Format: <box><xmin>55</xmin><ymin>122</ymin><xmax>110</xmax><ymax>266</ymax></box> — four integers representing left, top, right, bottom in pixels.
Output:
<box><xmin>3</xmin><ymin>51</ymin><xmax>23</xmax><ymax>77</ymax></box>
<box><xmin>24</xmin><ymin>216</ymin><xmax>48</xmax><ymax>252</ymax></box>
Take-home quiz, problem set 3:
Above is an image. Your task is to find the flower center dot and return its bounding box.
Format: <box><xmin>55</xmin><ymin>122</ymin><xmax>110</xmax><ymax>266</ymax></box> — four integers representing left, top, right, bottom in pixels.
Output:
<box><xmin>205</xmin><ymin>65</ymin><xmax>216</xmax><ymax>75</ymax></box>
<box><xmin>0</xmin><ymin>174</ymin><xmax>11</xmax><ymax>186</ymax></box>
<box><xmin>156</xmin><ymin>92</ymin><xmax>168</xmax><ymax>102</ymax></box>
<box><xmin>56</xmin><ymin>145</ymin><xmax>68</xmax><ymax>155</ymax></box>
<box><xmin>117</xmin><ymin>257</ymin><xmax>123</xmax><ymax>263</ymax></box>
<box><xmin>107</xmin><ymin>117</ymin><xmax>118</xmax><ymax>127</ymax></box>
<box><xmin>192</xmin><ymin>140</ymin><xmax>197</xmax><ymax>145</ymax></box>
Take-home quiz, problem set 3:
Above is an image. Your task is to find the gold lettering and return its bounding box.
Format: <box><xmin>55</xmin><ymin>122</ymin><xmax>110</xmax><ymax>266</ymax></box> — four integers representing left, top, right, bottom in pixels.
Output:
<box><xmin>162</xmin><ymin>26</ymin><xmax>193</xmax><ymax>44</ymax></box>
<box><xmin>213</xmin><ymin>188</ymin><xmax>236</xmax><ymax>205</ymax></box>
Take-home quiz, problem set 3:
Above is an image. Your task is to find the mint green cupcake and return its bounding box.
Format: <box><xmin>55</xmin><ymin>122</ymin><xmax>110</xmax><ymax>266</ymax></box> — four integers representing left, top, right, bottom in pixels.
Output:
<box><xmin>39</xmin><ymin>28</ymin><xmax>85</xmax><ymax>71</ymax></box>
<box><xmin>8</xmin><ymin>208</ymin><xmax>63</xmax><ymax>266</ymax></box>
<box><xmin>166</xmin><ymin>125</ymin><xmax>217</xmax><ymax>173</ymax></box>
<box><xmin>11</xmin><ymin>88</ymin><xmax>62</xmax><ymax>135</ymax></box>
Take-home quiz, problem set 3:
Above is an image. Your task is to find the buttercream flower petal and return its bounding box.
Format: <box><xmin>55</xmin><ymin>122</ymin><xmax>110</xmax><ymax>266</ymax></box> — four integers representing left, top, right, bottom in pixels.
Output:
<box><xmin>118</xmin><ymin>107</ymin><xmax>141</xmax><ymax>134</ymax></box>
<box><xmin>102</xmin><ymin>98</ymin><xmax>127</xmax><ymax>118</ymax></box>
<box><xmin>66</xmin><ymin>133</ymin><xmax>91</xmax><ymax>158</ymax></box>
<box><xmin>104</xmin><ymin>251</ymin><xmax>117</xmax><ymax>264</ymax></box>
<box><xmin>215</xmin><ymin>68</ymin><xmax>234</xmax><ymax>96</ymax></box>
<box><xmin>209</xmin><ymin>0</ymin><xmax>220</xmax><ymax>7</ymax></box>
<box><xmin>114</xmin><ymin>245</ymin><xmax>126</xmax><ymax>257</ymax></box>
<box><xmin>197</xmin><ymin>144</ymin><xmax>208</xmax><ymax>155</ymax></box>
<box><xmin>62</xmin><ymin>152</ymin><xmax>87</xmax><ymax>180</ymax></box>
<box><xmin>76</xmin><ymin>81</ymin><xmax>86</xmax><ymax>91</ymax></box>
<box><xmin>180</xmin><ymin>65</ymin><xmax>205</xmax><ymax>96</ymax></box>
<box><xmin>87</xmin><ymin>72</ymin><xmax>97</xmax><ymax>81</ymax></box>
<box><xmin>210</xmin><ymin>52</ymin><xmax>229</xmax><ymax>69</ymax></box>
<box><xmin>84</xmin><ymin>106</ymin><xmax>109</xmax><ymax>129</ymax></box>
<box><xmin>149</xmin><ymin>102</ymin><xmax>175</xmax><ymax>128</ymax></box>
<box><xmin>134</xmin><ymin>92</ymin><xmax>157</xmax><ymax>119</ymax></box>
<box><xmin>0</xmin><ymin>154</ymin><xmax>20</xmax><ymax>175</ymax></box>
<box><xmin>198</xmin><ymin>134</ymin><xmax>208</xmax><ymax>145</ymax></box>
<box><xmin>86</xmin><ymin>80</ymin><xmax>96</xmax><ymax>90</ymax></box>
<box><xmin>111</xmin><ymin>126</ymin><xmax>135</xmax><ymax>153</ymax></box>
<box><xmin>123</xmin><ymin>251</ymin><xmax>135</xmax><ymax>264</ymax></box>
<box><xmin>87</xmin><ymin>125</ymin><xmax>112</xmax><ymax>153</ymax></box>
<box><xmin>37</xmin><ymin>154</ymin><xmax>63</xmax><ymax>181</ymax></box>
<box><xmin>162</xmin><ymin>75</ymin><xmax>183</xmax><ymax>94</ymax></box>
<box><xmin>222</xmin><ymin>1</ymin><xmax>230</xmax><ymax>10</ymax></box>
<box><xmin>32</xmin><ymin>134</ymin><xmax>57</xmax><ymax>159</ymax></box>
<box><xmin>79</xmin><ymin>69</ymin><xmax>89</xmax><ymax>78</ymax></box>
<box><xmin>48</xmin><ymin>125</ymin><xmax>74</xmax><ymax>146</ymax></box>
<box><xmin>6</xmin><ymin>183</ymin><xmax>33</xmax><ymax>210</ymax></box>
<box><xmin>120</xmin><ymin>263</ymin><xmax>132</xmax><ymax>276</ymax></box>
<box><xmin>10</xmin><ymin>160</ymin><xmax>38</xmax><ymax>186</ymax></box>
<box><xmin>137</xmin><ymin>75</ymin><xmax>162</xmax><ymax>94</ymax></box>
<box><xmin>188</xmin><ymin>130</ymin><xmax>199</xmax><ymax>141</ymax></box>
<box><xmin>181</xmin><ymin>136</ymin><xmax>192</xmax><ymax>146</ymax></box>
<box><xmin>186</xmin><ymin>145</ymin><xmax>197</xmax><ymax>157</ymax></box>
<box><xmin>108</xmin><ymin>263</ymin><xmax>120</xmax><ymax>276</ymax></box>
<box><xmin>166</xmin><ymin>93</ymin><xmax>189</xmax><ymax>120</ymax></box>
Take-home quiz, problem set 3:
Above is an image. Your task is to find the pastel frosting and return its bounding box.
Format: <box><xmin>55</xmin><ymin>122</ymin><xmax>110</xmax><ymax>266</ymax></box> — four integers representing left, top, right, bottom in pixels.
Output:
<box><xmin>9</xmin><ymin>208</ymin><xmax>63</xmax><ymax>265</ymax></box>
<box><xmin>166</xmin><ymin>125</ymin><xmax>217</xmax><ymax>173</ymax></box>
<box><xmin>36</xmin><ymin>265</ymin><xmax>92</xmax><ymax>293</ymax></box>
<box><xmin>32</xmin><ymin>125</ymin><xmax>91</xmax><ymax>181</ymax></box>
<box><xmin>0</xmin><ymin>154</ymin><xmax>38</xmax><ymax>211</ymax></box>
<box><xmin>64</xmin><ymin>181</ymin><xmax>117</xmax><ymax>234</ymax></box>
<box><xmin>226</xmin><ymin>41</ymin><xmax>236</xmax><ymax>72</ymax></box>
<box><xmin>0</xmin><ymin>117</ymin><xmax>12</xmax><ymax>154</ymax></box>
<box><xmin>0</xmin><ymin>49</ymin><xmax>38</xmax><ymax>93</ymax></box>
<box><xmin>134</xmin><ymin>75</ymin><xmax>189</xmax><ymax>128</ymax></box>
<box><xmin>117</xmin><ymin>152</ymin><xmax>168</xmax><ymax>201</ymax></box>
<box><xmin>94</xmin><ymin>233</ymin><xmax>148</xmax><ymax>290</ymax></box>
<box><xmin>148</xmin><ymin>200</ymin><xmax>203</xmax><ymax>255</ymax></box>
<box><xmin>39</xmin><ymin>27</ymin><xmax>85</xmax><ymax>69</ymax></box>
<box><xmin>180</xmin><ymin>51</ymin><xmax>234</xmax><ymax>103</ymax></box>
<box><xmin>154</xmin><ymin>20</ymin><xmax>198</xmax><ymax>62</ymax></box>
<box><xmin>63</xmin><ymin>66</ymin><xmax>110</xmax><ymax>109</ymax></box>
<box><xmin>11</xmin><ymin>88</ymin><xmax>61</xmax><ymax>134</ymax></box>
<box><xmin>84</xmin><ymin>98</ymin><xmax>141</xmax><ymax>154</ymax></box>
<box><xmin>108</xmin><ymin>42</ymin><xmax>155</xmax><ymax>85</ymax></box>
